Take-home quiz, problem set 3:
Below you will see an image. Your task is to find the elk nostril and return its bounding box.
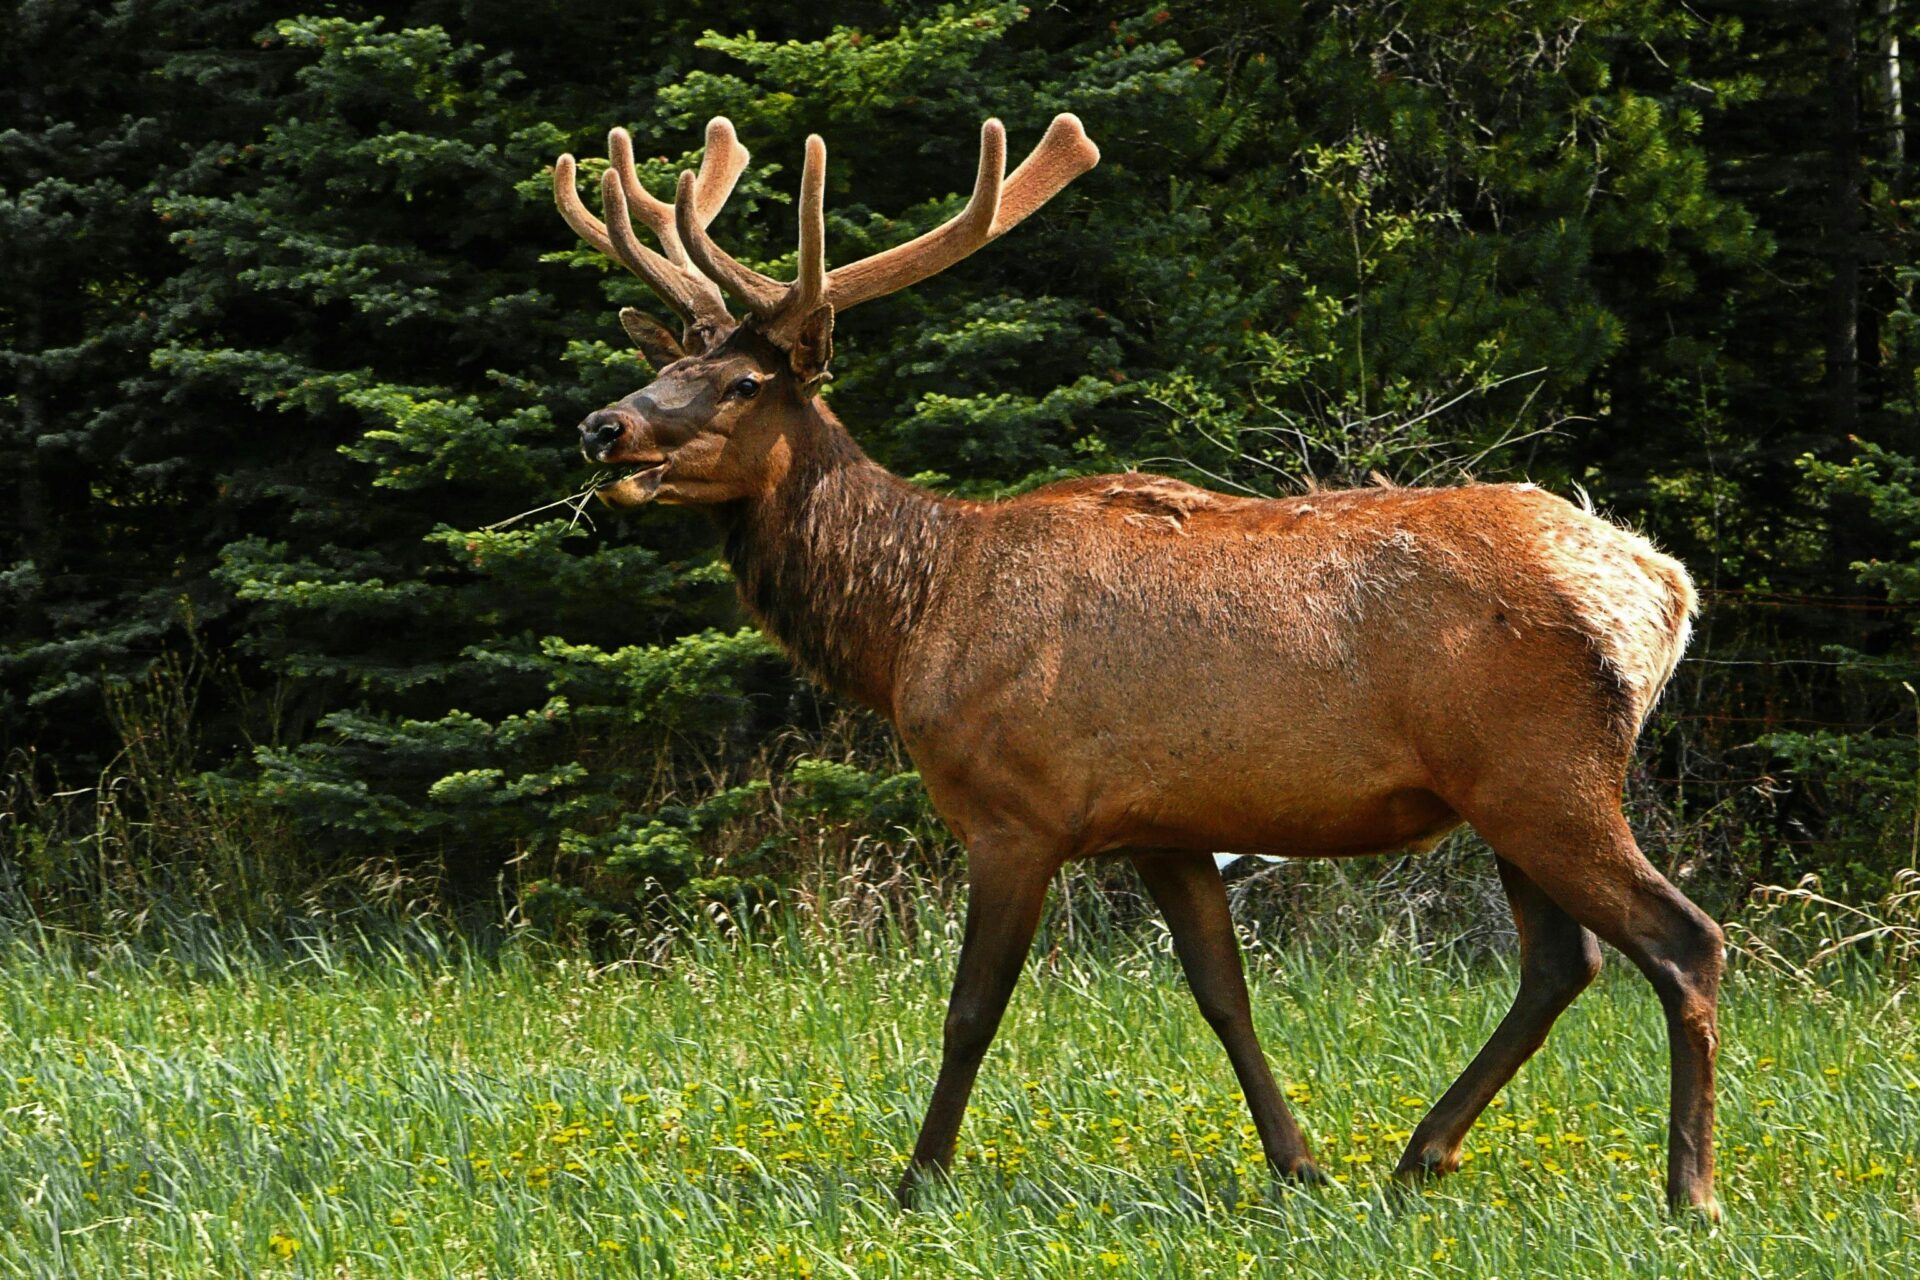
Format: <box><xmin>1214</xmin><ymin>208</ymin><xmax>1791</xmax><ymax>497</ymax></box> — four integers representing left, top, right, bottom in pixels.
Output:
<box><xmin>579</xmin><ymin>411</ymin><xmax>625</xmax><ymax>452</ymax></box>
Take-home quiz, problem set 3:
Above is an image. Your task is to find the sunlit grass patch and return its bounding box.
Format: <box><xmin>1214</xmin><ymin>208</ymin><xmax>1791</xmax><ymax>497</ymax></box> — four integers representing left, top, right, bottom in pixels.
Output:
<box><xmin>0</xmin><ymin>915</ymin><xmax>1915</xmax><ymax>1277</ymax></box>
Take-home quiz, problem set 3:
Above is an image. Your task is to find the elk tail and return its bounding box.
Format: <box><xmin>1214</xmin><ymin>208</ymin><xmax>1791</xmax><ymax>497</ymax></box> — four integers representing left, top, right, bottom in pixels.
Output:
<box><xmin>1538</xmin><ymin>499</ymin><xmax>1699</xmax><ymax>736</ymax></box>
<box><xmin>1640</xmin><ymin>552</ymin><xmax>1698</xmax><ymax>726</ymax></box>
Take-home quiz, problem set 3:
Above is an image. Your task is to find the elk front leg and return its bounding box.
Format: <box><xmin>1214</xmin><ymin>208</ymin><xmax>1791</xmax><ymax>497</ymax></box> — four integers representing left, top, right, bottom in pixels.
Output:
<box><xmin>1396</xmin><ymin>855</ymin><xmax>1603</xmax><ymax>1178</ymax></box>
<box><xmin>897</xmin><ymin>845</ymin><xmax>1056</xmax><ymax>1207</ymax></box>
<box><xmin>1132</xmin><ymin>850</ymin><xmax>1324</xmax><ymax>1184</ymax></box>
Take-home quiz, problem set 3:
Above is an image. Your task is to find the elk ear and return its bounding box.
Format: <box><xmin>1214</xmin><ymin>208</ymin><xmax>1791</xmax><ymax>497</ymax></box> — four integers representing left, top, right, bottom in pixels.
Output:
<box><xmin>787</xmin><ymin>305</ymin><xmax>834</xmax><ymax>396</ymax></box>
<box><xmin>619</xmin><ymin>307</ymin><xmax>686</xmax><ymax>371</ymax></box>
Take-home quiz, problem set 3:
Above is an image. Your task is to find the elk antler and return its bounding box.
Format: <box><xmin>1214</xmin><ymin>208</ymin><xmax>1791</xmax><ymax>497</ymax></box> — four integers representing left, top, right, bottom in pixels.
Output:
<box><xmin>553</xmin><ymin>118</ymin><xmax>750</xmax><ymax>339</ymax></box>
<box><xmin>675</xmin><ymin>114</ymin><xmax>1100</xmax><ymax>342</ymax></box>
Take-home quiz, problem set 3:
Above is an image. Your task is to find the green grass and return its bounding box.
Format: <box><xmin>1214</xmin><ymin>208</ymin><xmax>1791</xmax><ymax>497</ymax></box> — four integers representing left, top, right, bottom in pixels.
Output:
<box><xmin>1</xmin><ymin>911</ymin><xmax>1916</xmax><ymax>1278</ymax></box>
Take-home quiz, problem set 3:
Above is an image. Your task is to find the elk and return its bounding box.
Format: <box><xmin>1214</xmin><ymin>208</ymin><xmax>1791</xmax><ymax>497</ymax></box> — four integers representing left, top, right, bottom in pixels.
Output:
<box><xmin>551</xmin><ymin>115</ymin><xmax>1723</xmax><ymax>1216</ymax></box>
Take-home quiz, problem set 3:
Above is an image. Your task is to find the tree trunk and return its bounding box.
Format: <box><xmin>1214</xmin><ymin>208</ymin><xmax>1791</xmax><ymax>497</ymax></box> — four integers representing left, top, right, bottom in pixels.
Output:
<box><xmin>1828</xmin><ymin>0</ymin><xmax>1862</xmax><ymax>439</ymax></box>
<box><xmin>1877</xmin><ymin>0</ymin><xmax>1905</xmax><ymax>177</ymax></box>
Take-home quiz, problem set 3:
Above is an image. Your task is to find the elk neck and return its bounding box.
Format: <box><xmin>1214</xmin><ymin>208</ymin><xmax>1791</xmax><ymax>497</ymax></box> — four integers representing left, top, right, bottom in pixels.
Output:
<box><xmin>718</xmin><ymin>399</ymin><xmax>961</xmax><ymax>717</ymax></box>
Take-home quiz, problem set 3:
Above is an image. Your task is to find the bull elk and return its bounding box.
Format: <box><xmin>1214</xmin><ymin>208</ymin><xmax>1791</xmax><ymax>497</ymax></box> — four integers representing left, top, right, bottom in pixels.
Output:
<box><xmin>551</xmin><ymin>115</ymin><xmax>1723</xmax><ymax>1215</ymax></box>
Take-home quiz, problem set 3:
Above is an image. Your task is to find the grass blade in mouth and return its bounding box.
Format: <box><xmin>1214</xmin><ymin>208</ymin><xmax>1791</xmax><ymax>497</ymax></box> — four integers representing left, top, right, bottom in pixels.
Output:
<box><xmin>563</xmin><ymin>480</ymin><xmax>601</xmax><ymax>532</ymax></box>
<box><xmin>484</xmin><ymin>463</ymin><xmax>662</xmax><ymax>534</ymax></box>
<box><xmin>483</xmin><ymin>471</ymin><xmax>612</xmax><ymax>532</ymax></box>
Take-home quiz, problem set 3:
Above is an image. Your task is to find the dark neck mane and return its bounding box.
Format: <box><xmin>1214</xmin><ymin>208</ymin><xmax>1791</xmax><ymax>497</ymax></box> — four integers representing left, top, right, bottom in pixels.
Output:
<box><xmin>720</xmin><ymin>403</ymin><xmax>957</xmax><ymax>715</ymax></box>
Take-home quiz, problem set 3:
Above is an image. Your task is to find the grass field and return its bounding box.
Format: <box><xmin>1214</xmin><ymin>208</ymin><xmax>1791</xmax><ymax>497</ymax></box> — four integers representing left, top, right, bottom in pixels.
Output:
<box><xmin>1</xmin><ymin>909</ymin><xmax>1916</xmax><ymax>1278</ymax></box>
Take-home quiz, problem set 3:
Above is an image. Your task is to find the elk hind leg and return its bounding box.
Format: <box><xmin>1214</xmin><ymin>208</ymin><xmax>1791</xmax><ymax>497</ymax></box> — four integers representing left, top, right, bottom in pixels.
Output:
<box><xmin>1133</xmin><ymin>850</ymin><xmax>1324</xmax><ymax>1184</ymax></box>
<box><xmin>1395</xmin><ymin>855</ymin><xmax>1603</xmax><ymax>1177</ymax></box>
<box><xmin>1477</xmin><ymin>807</ymin><xmax>1724</xmax><ymax>1215</ymax></box>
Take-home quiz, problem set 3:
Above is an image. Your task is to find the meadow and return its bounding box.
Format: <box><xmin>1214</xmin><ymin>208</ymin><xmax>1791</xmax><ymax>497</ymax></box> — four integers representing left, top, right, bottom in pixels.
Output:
<box><xmin>1</xmin><ymin>905</ymin><xmax>1915</xmax><ymax>1279</ymax></box>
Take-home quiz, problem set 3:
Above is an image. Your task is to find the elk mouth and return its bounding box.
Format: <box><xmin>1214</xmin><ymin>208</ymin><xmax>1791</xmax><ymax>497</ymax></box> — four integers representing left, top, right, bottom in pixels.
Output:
<box><xmin>595</xmin><ymin>461</ymin><xmax>669</xmax><ymax>507</ymax></box>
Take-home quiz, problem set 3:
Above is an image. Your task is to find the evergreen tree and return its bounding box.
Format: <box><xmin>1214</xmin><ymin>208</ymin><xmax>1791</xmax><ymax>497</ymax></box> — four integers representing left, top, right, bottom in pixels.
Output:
<box><xmin>5</xmin><ymin>0</ymin><xmax>1915</xmax><ymax>917</ymax></box>
<box><xmin>0</xmin><ymin>0</ymin><xmax>282</xmax><ymax>765</ymax></box>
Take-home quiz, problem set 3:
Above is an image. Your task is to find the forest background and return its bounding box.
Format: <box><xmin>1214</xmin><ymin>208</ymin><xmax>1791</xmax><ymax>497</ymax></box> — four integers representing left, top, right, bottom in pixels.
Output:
<box><xmin>6</xmin><ymin>0</ymin><xmax>1920</xmax><ymax>940</ymax></box>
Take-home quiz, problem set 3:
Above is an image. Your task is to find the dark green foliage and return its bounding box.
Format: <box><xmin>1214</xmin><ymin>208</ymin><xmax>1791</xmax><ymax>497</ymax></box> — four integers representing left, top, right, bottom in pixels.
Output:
<box><xmin>4</xmin><ymin>0</ymin><xmax>1918</xmax><ymax>925</ymax></box>
<box><xmin>1782</xmin><ymin>437</ymin><xmax>1920</xmax><ymax>887</ymax></box>
<box><xmin>2</xmin><ymin>0</ymin><xmax>284</xmax><ymax>756</ymax></box>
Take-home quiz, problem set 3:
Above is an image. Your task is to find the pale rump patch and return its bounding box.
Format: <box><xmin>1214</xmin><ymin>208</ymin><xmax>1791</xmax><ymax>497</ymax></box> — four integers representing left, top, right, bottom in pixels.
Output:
<box><xmin>1530</xmin><ymin>506</ymin><xmax>1697</xmax><ymax>728</ymax></box>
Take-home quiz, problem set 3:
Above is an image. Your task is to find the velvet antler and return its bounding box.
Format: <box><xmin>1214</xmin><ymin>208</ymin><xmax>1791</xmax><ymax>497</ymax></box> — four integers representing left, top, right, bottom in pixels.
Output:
<box><xmin>553</xmin><ymin>118</ymin><xmax>750</xmax><ymax>342</ymax></box>
<box><xmin>674</xmin><ymin>114</ymin><xmax>1100</xmax><ymax>342</ymax></box>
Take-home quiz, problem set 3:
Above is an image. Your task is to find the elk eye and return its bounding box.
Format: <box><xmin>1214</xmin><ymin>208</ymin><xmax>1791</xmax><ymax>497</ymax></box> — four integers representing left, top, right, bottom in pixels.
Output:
<box><xmin>729</xmin><ymin>375</ymin><xmax>760</xmax><ymax>400</ymax></box>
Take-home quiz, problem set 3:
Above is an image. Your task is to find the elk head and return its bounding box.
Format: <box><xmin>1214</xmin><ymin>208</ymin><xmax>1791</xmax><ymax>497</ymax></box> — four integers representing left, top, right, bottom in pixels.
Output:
<box><xmin>555</xmin><ymin>114</ymin><xmax>1100</xmax><ymax>506</ymax></box>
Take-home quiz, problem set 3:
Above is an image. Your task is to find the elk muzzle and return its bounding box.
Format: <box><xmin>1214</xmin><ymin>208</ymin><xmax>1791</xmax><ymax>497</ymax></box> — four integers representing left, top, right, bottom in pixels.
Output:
<box><xmin>578</xmin><ymin>406</ymin><xmax>671</xmax><ymax>506</ymax></box>
<box><xmin>579</xmin><ymin>408</ymin><xmax>637</xmax><ymax>463</ymax></box>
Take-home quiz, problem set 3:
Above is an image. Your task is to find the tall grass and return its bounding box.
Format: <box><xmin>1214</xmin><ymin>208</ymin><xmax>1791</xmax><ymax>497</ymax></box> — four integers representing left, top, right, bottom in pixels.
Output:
<box><xmin>0</xmin><ymin>647</ymin><xmax>317</xmax><ymax>939</ymax></box>
<box><xmin>1</xmin><ymin>899</ymin><xmax>1914</xmax><ymax>1278</ymax></box>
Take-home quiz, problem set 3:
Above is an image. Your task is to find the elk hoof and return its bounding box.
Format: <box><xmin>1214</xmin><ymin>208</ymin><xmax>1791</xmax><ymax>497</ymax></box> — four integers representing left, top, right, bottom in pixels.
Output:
<box><xmin>1392</xmin><ymin>1147</ymin><xmax>1461</xmax><ymax>1179</ymax></box>
<box><xmin>1670</xmin><ymin>1194</ymin><xmax>1722</xmax><ymax>1225</ymax></box>
<box><xmin>894</xmin><ymin>1162</ymin><xmax>949</xmax><ymax>1210</ymax></box>
<box><xmin>1275</xmin><ymin>1157</ymin><xmax>1329</xmax><ymax>1187</ymax></box>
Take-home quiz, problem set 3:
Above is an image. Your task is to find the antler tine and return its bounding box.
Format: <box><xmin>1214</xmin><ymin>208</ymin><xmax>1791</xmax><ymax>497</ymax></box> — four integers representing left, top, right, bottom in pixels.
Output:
<box><xmin>554</xmin><ymin>153</ymin><xmax>619</xmax><ymax>262</ymax></box>
<box><xmin>788</xmin><ymin>134</ymin><xmax>828</xmax><ymax>317</ymax></box>
<box><xmin>989</xmin><ymin>113</ymin><xmax>1101</xmax><ymax>237</ymax></box>
<box><xmin>605</xmin><ymin>120</ymin><xmax>752</xmax><ymax>270</ymax></box>
<box><xmin>819</xmin><ymin>119</ymin><xmax>1006</xmax><ymax>312</ymax></box>
<box><xmin>598</xmin><ymin>171</ymin><xmax>683</xmax><ymax>298</ymax></box>
<box><xmin>693</xmin><ymin>118</ymin><xmax>751</xmax><ymax>227</ymax></box>
<box><xmin>811</xmin><ymin>114</ymin><xmax>1100</xmax><ymax>315</ymax></box>
<box><xmin>675</xmin><ymin>169</ymin><xmax>788</xmax><ymax>316</ymax></box>
<box><xmin>597</xmin><ymin>169</ymin><xmax>734</xmax><ymax>330</ymax></box>
<box><xmin>608</xmin><ymin>128</ymin><xmax>686</xmax><ymax>266</ymax></box>
<box><xmin>555</xmin><ymin>126</ymin><xmax>739</xmax><ymax>335</ymax></box>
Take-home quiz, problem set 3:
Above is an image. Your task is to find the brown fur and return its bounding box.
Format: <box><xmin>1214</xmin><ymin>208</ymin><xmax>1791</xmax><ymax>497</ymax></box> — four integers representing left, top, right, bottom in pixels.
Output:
<box><xmin>719</xmin><ymin>433</ymin><xmax>1694</xmax><ymax>763</ymax></box>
